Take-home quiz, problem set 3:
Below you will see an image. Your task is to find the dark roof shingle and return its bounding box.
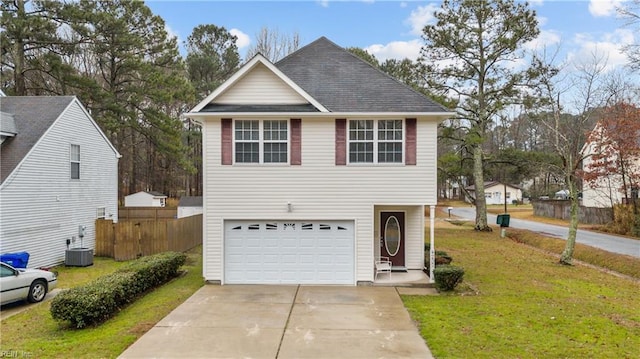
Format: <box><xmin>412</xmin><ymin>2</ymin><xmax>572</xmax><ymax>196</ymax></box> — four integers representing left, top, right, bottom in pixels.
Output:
<box><xmin>0</xmin><ymin>96</ymin><xmax>75</xmax><ymax>183</ymax></box>
<box><xmin>275</xmin><ymin>37</ymin><xmax>448</xmax><ymax>113</ymax></box>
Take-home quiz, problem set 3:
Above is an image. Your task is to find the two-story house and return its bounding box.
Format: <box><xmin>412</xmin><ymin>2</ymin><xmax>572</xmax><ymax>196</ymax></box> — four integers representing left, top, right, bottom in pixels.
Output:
<box><xmin>0</xmin><ymin>96</ymin><xmax>120</xmax><ymax>268</ymax></box>
<box><xmin>185</xmin><ymin>37</ymin><xmax>452</xmax><ymax>285</ymax></box>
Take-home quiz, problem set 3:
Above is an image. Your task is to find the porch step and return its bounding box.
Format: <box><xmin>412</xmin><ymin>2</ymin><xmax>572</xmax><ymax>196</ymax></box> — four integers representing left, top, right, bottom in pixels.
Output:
<box><xmin>372</xmin><ymin>269</ymin><xmax>435</xmax><ymax>288</ymax></box>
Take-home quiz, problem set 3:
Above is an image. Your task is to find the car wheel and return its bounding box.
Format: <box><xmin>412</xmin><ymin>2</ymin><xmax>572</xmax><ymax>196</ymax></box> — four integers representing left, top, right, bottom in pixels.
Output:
<box><xmin>27</xmin><ymin>280</ymin><xmax>47</xmax><ymax>303</ymax></box>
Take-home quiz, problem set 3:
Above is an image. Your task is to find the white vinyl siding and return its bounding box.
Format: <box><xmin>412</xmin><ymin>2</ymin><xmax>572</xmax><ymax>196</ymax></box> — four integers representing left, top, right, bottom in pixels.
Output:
<box><xmin>124</xmin><ymin>192</ymin><xmax>167</xmax><ymax>207</ymax></box>
<box><xmin>201</xmin><ymin>117</ymin><xmax>438</xmax><ymax>283</ymax></box>
<box><xmin>0</xmin><ymin>100</ymin><xmax>119</xmax><ymax>268</ymax></box>
<box><xmin>214</xmin><ymin>63</ymin><xmax>308</xmax><ymax>105</ymax></box>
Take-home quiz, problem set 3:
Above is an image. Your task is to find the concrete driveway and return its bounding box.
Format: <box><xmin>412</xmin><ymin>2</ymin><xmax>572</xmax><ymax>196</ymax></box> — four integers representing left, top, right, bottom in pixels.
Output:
<box><xmin>119</xmin><ymin>285</ymin><xmax>433</xmax><ymax>359</ymax></box>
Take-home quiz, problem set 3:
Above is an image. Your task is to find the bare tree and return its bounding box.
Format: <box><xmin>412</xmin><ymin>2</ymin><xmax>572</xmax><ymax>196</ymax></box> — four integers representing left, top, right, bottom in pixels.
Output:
<box><xmin>245</xmin><ymin>27</ymin><xmax>300</xmax><ymax>62</ymax></box>
<box><xmin>618</xmin><ymin>0</ymin><xmax>640</xmax><ymax>70</ymax></box>
<box><xmin>531</xmin><ymin>50</ymin><xmax>613</xmax><ymax>264</ymax></box>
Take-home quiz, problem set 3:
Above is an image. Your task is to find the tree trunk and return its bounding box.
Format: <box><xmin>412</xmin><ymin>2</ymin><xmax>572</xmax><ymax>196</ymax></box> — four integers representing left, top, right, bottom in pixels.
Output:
<box><xmin>13</xmin><ymin>0</ymin><xmax>27</xmax><ymax>95</ymax></box>
<box><xmin>473</xmin><ymin>145</ymin><xmax>491</xmax><ymax>231</ymax></box>
<box><xmin>560</xmin><ymin>169</ymin><xmax>579</xmax><ymax>265</ymax></box>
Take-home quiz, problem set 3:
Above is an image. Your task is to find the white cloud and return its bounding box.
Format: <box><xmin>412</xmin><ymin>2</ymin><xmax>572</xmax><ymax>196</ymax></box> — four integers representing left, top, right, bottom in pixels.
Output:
<box><xmin>317</xmin><ymin>0</ymin><xmax>330</xmax><ymax>8</ymax></box>
<box><xmin>537</xmin><ymin>16</ymin><xmax>548</xmax><ymax>27</ymax></box>
<box><xmin>588</xmin><ymin>0</ymin><xmax>624</xmax><ymax>17</ymax></box>
<box><xmin>165</xmin><ymin>24</ymin><xmax>179</xmax><ymax>42</ymax></box>
<box><xmin>400</xmin><ymin>2</ymin><xmax>408</xmax><ymax>8</ymax></box>
<box><xmin>529</xmin><ymin>0</ymin><xmax>544</xmax><ymax>6</ymax></box>
<box><xmin>405</xmin><ymin>4</ymin><xmax>439</xmax><ymax>36</ymax></box>
<box><xmin>230</xmin><ymin>28</ymin><xmax>250</xmax><ymax>49</ymax></box>
<box><xmin>524</xmin><ymin>29</ymin><xmax>562</xmax><ymax>51</ymax></box>
<box><xmin>569</xmin><ymin>29</ymin><xmax>634</xmax><ymax>71</ymax></box>
<box><xmin>365</xmin><ymin>39</ymin><xmax>423</xmax><ymax>61</ymax></box>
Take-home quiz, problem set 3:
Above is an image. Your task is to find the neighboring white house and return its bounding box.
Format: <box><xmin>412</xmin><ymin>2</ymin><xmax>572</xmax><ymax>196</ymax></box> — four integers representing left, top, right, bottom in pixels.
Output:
<box><xmin>581</xmin><ymin>120</ymin><xmax>640</xmax><ymax>208</ymax></box>
<box><xmin>177</xmin><ymin>196</ymin><xmax>203</xmax><ymax>218</ymax></box>
<box><xmin>0</xmin><ymin>96</ymin><xmax>120</xmax><ymax>268</ymax></box>
<box><xmin>465</xmin><ymin>181</ymin><xmax>523</xmax><ymax>205</ymax></box>
<box><xmin>184</xmin><ymin>37</ymin><xmax>453</xmax><ymax>285</ymax></box>
<box><xmin>124</xmin><ymin>191</ymin><xmax>167</xmax><ymax>207</ymax></box>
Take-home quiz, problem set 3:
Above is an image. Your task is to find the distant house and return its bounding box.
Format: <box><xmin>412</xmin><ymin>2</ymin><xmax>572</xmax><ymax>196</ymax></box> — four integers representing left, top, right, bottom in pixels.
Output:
<box><xmin>124</xmin><ymin>191</ymin><xmax>167</xmax><ymax>207</ymax></box>
<box><xmin>184</xmin><ymin>37</ymin><xmax>453</xmax><ymax>285</ymax></box>
<box><xmin>581</xmin><ymin>120</ymin><xmax>640</xmax><ymax>208</ymax></box>
<box><xmin>0</xmin><ymin>96</ymin><xmax>120</xmax><ymax>268</ymax></box>
<box><xmin>465</xmin><ymin>181</ymin><xmax>523</xmax><ymax>205</ymax></box>
<box><xmin>177</xmin><ymin>196</ymin><xmax>203</xmax><ymax>218</ymax></box>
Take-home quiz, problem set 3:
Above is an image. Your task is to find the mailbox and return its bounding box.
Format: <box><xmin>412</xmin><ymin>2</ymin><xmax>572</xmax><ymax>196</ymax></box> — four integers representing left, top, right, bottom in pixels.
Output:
<box><xmin>496</xmin><ymin>214</ymin><xmax>510</xmax><ymax>227</ymax></box>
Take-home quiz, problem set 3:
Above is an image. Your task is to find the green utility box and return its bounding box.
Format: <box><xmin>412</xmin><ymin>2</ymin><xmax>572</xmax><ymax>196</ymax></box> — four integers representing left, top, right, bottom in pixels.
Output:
<box><xmin>496</xmin><ymin>214</ymin><xmax>511</xmax><ymax>227</ymax></box>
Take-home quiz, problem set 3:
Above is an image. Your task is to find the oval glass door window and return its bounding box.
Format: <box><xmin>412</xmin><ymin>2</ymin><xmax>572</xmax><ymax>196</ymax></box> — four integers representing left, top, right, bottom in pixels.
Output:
<box><xmin>384</xmin><ymin>216</ymin><xmax>401</xmax><ymax>256</ymax></box>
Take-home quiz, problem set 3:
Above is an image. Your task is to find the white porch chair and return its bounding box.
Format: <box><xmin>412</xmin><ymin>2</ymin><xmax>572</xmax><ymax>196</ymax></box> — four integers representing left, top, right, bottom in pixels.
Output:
<box><xmin>375</xmin><ymin>256</ymin><xmax>392</xmax><ymax>279</ymax></box>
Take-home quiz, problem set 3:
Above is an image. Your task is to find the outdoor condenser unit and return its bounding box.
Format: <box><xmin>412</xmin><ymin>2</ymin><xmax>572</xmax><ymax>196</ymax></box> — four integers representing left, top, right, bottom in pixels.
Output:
<box><xmin>65</xmin><ymin>248</ymin><xmax>94</xmax><ymax>267</ymax></box>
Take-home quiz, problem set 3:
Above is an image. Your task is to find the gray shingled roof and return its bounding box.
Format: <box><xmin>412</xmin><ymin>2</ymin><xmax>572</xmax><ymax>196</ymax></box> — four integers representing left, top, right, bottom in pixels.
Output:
<box><xmin>178</xmin><ymin>196</ymin><xmax>203</xmax><ymax>207</ymax></box>
<box><xmin>146</xmin><ymin>191</ymin><xmax>167</xmax><ymax>197</ymax></box>
<box><xmin>0</xmin><ymin>96</ymin><xmax>75</xmax><ymax>183</ymax></box>
<box><xmin>275</xmin><ymin>37</ymin><xmax>448</xmax><ymax>113</ymax></box>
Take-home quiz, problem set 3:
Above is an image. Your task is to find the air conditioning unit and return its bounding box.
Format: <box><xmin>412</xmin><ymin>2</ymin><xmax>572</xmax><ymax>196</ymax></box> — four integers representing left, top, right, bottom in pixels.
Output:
<box><xmin>65</xmin><ymin>248</ymin><xmax>93</xmax><ymax>267</ymax></box>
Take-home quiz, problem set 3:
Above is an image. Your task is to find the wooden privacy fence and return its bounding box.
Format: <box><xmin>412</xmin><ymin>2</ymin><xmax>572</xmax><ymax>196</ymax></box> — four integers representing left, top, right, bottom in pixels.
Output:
<box><xmin>532</xmin><ymin>200</ymin><xmax>613</xmax><ymax>225</ymax></box>
<box><xmin>95</xmin><ymin>214</ymin><xmax>202</xmax><ymax>261</ymax></box>
<box><xmin>118</xmin><ymin>207</ymin><xmax>177</xmax><ymax>220</ymax></box>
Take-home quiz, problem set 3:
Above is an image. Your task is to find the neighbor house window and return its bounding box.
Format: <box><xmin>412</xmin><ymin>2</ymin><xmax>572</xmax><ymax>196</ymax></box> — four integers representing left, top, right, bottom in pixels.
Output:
<box><xmin>70</xmin><ymin>144</ymin><xmax>80</xmax><ymax>179</ymax></box>
<box><xmin>234</xmin><ymin>120</ymin><xmax>288</xmax><ymax>164</ymax></box>
<box><xmin>348</xmin><ymin>120</ymin><xmax>403</xmax><ymax>163</ymax></box>
<box><xmin>506</xmin><ymin>192</ymin><xmax>511</xmax><ymax>199</ymax></box>
<box><xmin>97</xmin><ymin>207</ymin><xmax>106</xmax><ymax>219</ymax></box>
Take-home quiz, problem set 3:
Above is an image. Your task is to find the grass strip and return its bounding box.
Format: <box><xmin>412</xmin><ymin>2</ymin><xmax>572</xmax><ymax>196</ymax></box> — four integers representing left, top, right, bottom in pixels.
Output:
<box><xmin>0</xmin><ymin>246</ymin><xmax>204</xmax><ymax>358</ymax></box>
<box><xmin>403</xmin><ymin>227</ymin><xmax>640</xmax><ymax>358</ymax></box>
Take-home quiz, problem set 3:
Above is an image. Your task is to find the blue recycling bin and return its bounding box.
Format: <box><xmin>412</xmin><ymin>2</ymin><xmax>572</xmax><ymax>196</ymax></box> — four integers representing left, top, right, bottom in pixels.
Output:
<box><xmin>0</xmin><ymin>252</ymin><xmax>30</xmax><ymax>268</ymax></box>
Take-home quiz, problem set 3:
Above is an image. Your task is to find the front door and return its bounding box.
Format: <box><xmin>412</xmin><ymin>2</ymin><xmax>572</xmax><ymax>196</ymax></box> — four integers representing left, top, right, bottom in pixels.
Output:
<box><xmin>380</xmin><ymin>212</ymin><xmax>405</xmax><ymax>268</ymax></box>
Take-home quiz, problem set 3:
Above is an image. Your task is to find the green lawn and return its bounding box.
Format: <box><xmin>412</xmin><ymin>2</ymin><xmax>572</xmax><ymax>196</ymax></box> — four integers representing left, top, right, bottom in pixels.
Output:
<box><xmin>0</xmin><ymin>246</ymin><xmax>204</xmax><ymax>359</ymax></box>
<box><xmin>403</xmin><ymin>227</ymin><xmax>640</xmax><ymax>358</ymax></box>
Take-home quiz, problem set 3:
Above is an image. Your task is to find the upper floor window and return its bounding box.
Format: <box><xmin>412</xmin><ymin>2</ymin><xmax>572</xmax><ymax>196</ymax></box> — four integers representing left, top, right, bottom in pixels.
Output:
<box><xmin>70</xmin><ymin>144</ymin><xmax>80</xmax><ymax>179</ymax></box>
<box><xmin>348</xmin><ymin>120</ymin><xmax>403</xmax><ymax>163</ymax></box>
<box><xmin>234</xmin><ymin>120</ymin><xmax>288</xmax><ymax>164</ymax></box>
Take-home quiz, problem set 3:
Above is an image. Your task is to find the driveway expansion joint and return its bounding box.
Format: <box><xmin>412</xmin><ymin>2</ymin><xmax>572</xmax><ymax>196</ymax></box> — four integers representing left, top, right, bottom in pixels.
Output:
<box><xmin>275</xmin><ymin>284</ymin><xmax>299</xmax><ymax>358</ymax></box>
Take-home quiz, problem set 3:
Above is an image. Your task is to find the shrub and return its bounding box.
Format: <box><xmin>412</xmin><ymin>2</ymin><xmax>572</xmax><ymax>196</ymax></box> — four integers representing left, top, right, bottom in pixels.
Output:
<box><xmin>433</xmin><ymin>265</ymin><xmax>465</xmax><ymax>291</ymax></box>
<box><xmin>51</xmin><ymin>252</ymin><xmax>186</xmax><ymax>328</ymax></box>
<box><xmin>424</xmin><ymin>244</ymin><xmax>453</xmax><ymax>268</ymax></box>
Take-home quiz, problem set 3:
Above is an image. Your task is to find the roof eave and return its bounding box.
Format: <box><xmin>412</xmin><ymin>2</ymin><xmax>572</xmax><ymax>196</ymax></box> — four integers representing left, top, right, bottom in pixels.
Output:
<box><xmin>184</xmin><ymin>111</ymin><xmax>455</xmax><ymax>120</ymax></box>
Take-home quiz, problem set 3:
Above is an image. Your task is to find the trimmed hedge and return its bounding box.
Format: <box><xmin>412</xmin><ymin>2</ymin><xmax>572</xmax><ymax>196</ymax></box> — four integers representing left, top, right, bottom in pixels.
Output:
<box><xmin>434</xmin><ymin>265</ymin><xmax>465</xmax><ymax>292</ymax></box>
<box><xmin>51</xmin><ymin>252</ymin><xmax>186</xmax><ymax>328</ymax></box>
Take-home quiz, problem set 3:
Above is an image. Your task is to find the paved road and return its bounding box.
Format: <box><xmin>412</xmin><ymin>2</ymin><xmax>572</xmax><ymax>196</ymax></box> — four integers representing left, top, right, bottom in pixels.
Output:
<box><xmin>450</xmin><ymin>207</ymin><xmax>640</xmax><ymax>258</ymax></box>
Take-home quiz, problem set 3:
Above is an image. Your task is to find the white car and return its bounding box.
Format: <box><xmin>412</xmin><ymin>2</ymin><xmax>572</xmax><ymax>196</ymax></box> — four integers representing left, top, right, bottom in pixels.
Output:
<box><xmin>0</xmin><ymin>262</ymin><xmax>57</xmax><ymax>305</ymax></box>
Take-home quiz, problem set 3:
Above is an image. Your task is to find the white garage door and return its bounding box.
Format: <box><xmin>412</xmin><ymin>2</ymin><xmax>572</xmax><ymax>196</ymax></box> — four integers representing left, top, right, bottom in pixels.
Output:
<box><xmin>224</xmin><ymin>220</ymin><xmax>354</xmax><ymax>284</ymax></box>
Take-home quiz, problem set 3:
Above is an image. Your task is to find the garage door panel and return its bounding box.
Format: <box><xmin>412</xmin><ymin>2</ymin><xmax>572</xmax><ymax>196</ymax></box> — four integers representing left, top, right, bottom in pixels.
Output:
<box><xmin>224</xmin><ymin>220</ymin><xmax>354</xmax><ymax>284</ymax></box>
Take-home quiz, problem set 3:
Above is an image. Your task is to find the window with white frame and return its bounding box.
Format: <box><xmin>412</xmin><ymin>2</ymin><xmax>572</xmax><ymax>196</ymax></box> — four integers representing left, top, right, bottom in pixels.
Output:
<box><xmin>348</xmin><ymin>120</ymin><xmax>403</xmax><ymax>163</ymax></box>
<box><xmin>97</xmin><ymin>207</ymin><xmax>106</xmax><ymax>219</ymax></box>
<box><xmin>70</xmin><ymin>144</ymin><xmax>80</xmax><ymax>179</ymax></box>
<box><xmin>234</xmin><ymin>120</ymin><xmax>288</xmax><ymax>163</ymax></box>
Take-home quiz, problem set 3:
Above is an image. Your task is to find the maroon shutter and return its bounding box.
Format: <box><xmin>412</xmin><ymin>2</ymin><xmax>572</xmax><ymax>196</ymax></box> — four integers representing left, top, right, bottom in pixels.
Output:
<box><xmin>405</xmin><ymin>118</ymin><xmax>416</xmax><ymax>165</ymax></box>
<box><xmin>221</xmin><ymin>118</ymin><xmax>232</xmax><ymax>165</ymax></box>
<box><xmin>290</xmin><ymin>119</ymin><xmax>301</xmax><ymax>165</ymax></box>
<box><xmin>335</xmin><ymin>119</ymin><xmax>347</xmax><ymax>165</ymax></box>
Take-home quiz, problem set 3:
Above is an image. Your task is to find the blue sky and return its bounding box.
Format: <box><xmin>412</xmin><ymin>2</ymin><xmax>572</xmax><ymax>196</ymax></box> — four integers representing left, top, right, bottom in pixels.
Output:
<box><xmin>146</xmin><ymin>0</ymin><xmax>635</xmax><ymax>71</ymax></box>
